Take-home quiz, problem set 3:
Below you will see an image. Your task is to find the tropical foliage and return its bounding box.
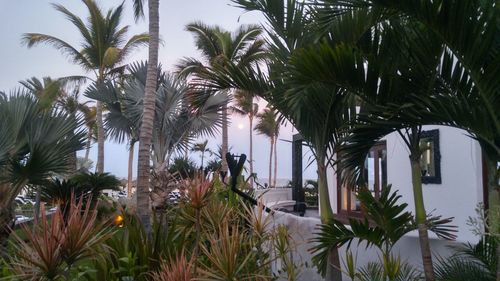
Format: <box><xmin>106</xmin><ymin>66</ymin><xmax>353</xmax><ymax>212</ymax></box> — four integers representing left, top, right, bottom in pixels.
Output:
<box><xmin>312</xmin><ymin>186</ymin><xmax>456</xmax><ymax>279</ymax></box>
<box><xmin>177</xmin><ymin>21</ymin><xmax>267</xmax><ymax>175</ymax></box>
<box><xmin>40</xmin><ymin>172</ymin><xmax>120</xmax><ymax>215</ymax></box>
<box><xmin>86</xmin><ymin>62</ymin><xmax>225</xmax><ymax>172</ymax></box>
<box><xmin>0</xmin><ymin>93</ymin><xmax>85</xmax><ymax>258</ymax></box>
<box><xmin>435</xmin><ymin>236</ymin><xmax>498</xmax><ymax>281</ymax></box>
<box><xmin>22</xmin><ymin>0</ymin><xmax>149</xmax><ymax>173</ymax></box>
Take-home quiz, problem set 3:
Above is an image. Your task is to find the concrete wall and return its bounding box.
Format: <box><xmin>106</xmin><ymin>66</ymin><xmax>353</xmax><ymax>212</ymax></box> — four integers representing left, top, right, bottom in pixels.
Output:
<box><xmin>269</xmin><ymin>211</ymin><xmax>455</xmax><ymax>281</ymax></box>
<box><xmin>255</xmin><ymin>188</ymin><xmax>293</xmax><ymax>204</ymax></box>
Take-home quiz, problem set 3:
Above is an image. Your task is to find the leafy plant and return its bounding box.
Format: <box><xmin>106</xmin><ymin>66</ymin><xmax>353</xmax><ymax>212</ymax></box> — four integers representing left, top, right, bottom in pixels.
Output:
<box><xmin>83</xmin><ymin>211</ymin><xmax>185</xmax><ymax>281</ymax></box>
<box><xmin>197</xmin><ymin>222</ymin><xmax>267</xmax><ymax>281</ymax></box>
<box><xmin>434</xmin><ymin>236</ymin><xmax>497</xmax><ymax>281</ymax></box>
<box><xmin>311</xmin><ymin>185</ymin><xmax>456</xmax><ymax>277</ymax></box>
<box><xmin>357</xmin><ymin>261</ymin><xmax>422</xmax><ymax>281</ymax></box>
<box><xmin>168</xmin><ymin>157</ymin><xmax>198</xmax><ymax>179</ymax></box>
<box><xmin>40</xmin><ymin>172</ymin><xmax>120</xmax><ymax>217</ymax></box>
<box><xmin>0</xmin><ymin>93</ymin><xmax>85</xmax><ymax>258</ymax></box>
<box><xmin>8</xmin><ymin>197</ymin><xmax>114</xmax><ymax>280</ymax></box>
<box><xmin>151</xmin><ymin>252</ymin><xmax>195</xmax><ymax>281</ymax></box>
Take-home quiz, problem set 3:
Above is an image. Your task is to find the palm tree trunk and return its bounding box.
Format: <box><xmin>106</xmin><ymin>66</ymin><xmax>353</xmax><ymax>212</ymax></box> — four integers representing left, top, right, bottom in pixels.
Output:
<box><xmin>409</xmin><ymin>135</ymin><xmax>435</xmax><ymax>281</ymax></box>
<box><xmin>95</xmin><ymin>101</ymin><xmax>105</xmax><ymax>173</ymax></box>
<box><xmin>128</xmin><ymin>141</ymin><xmax>135</xmax><ymax>198</ymax></box>
<box><xmin>269</xmin><ymin>138</ymin><xmax>273</xmax><ymax>187</ymax></box>
<box><xmin>221</xmin><ymin>103</ymin><xmax>229</xmax><ymax>176</ymax></box>
<box><xmin>317</xmin><ymin>159</ymin><xmax>334</xmax><ymax>222</ymax></box>
<box><xmin>249</xmin><ymin>115</ymin><xmax>254</xmax><ymax>188</ymax></box>
<box><xmin>67</xmin><ymin>113</ymin><xmax>78</xmax><ymax>176</ymax></box>
<box><xmin>136</xmin><ymin>0</ymin><xmax>159</xmax><ymax>235</ymax></box>
<box><xmin>273</xmin><ymin>136</ymin><xmax>278</xmax><ymax>188</ymax></box>
<box><xmin>34</xmin><ymin>187</ymin><xmax>41</xmax><ymax>222</ymax></box>
<box><xmin>84</xmin><ymin>129</ymin><xmax>92</xmax><ymax>162</ymax></box>
<box><xmin>317</xmin><ymin>156</ymin><xmax>340</xmax><ymax>281</ymax></box>
<box><xmin>68</xmin><ymin>151</ymin><xmax>77</xmax><ymax>175</ymax></box>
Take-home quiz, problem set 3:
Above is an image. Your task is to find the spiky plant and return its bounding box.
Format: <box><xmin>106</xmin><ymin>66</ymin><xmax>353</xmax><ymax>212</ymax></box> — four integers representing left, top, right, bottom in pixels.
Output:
<box><xmin>8</xmin><ymin>197</ymin><xmax>114</xmax><ymax>279</ymax></box>
<box><xmin>151</xmin><ymin>253</ymin><xmax>196</xmax><ymax>281</ymax></box>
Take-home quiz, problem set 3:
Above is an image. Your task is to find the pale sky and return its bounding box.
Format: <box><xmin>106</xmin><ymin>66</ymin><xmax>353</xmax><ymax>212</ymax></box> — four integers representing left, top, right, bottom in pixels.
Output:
<box><xmin>0</xmin><ymin>0</ymin><xmax>317</xmax><ymax>181</ymax></box>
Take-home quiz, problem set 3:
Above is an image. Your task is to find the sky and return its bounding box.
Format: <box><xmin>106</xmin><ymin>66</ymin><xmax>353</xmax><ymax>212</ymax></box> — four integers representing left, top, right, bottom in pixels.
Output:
<box><xmin>0</xmin><ymin>0</ymin><xmax>317</xmax><ymax>181</ymax></box>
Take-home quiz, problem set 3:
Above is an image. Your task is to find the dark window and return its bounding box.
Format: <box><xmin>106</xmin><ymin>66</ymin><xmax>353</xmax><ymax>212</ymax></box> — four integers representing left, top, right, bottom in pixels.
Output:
<box><xmin>337</xmin><ymin>141</ymin><xmax>387</xmax><ymax>217</ymax></box>
<box><xmin>420</xmin><ymin>129</ymin><xmax>441</xmax><ymax>184</ymax></box>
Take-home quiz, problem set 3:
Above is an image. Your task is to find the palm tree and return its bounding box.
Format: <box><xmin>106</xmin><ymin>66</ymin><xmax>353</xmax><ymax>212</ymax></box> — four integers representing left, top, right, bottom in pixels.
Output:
<box><xmin>255</xmin><ymin>107</ymin><xmax>279</xmax><ymax>187</ymax></box>
<box><xmin>204</xmin><ymin>2</ymin><xmax>347</xmax><ymax>278</ymax></box>
<box><xmin>84</xmin><ymin>79</ymin><xmax>139</xmax><ymax>198</ymax></box>
<box><xmin>131</xmin><ymin>0</ymin><xmax>160</xmax><ymax>233</ymax></box>
<box><xmin>231</xmin><ymin>90</ymin><xmax>259</xmax><ymax>187</ymax></box>
<box><xmin>177</xmin><ymin>22</ymin><xmax>266</xmax><ymax>177</ymax></box>
<box><xmin>20</xmin><ymin>76</ymin><xmax>90</xmax><ymax>175</ymax></box>
<box><xmin>0</xmin><ymin>93</ymin><xmax>85</xmax><ymax>259</ymax></box>
<box><xmin>192</xmin><ymin>140</ymin><xmax>211</xmax><ymax>170</ymax></box>
<box><xmin>80</xmin><ymin>105</ymin><xmax>97</xmax><ymax>163</ymax></box>
<box><xmin>87</xmin><ymin>62</ymin><xmax>225</xmax><ymax>216</ymax></box>
<box><xmin>283</xmin><ymin>2</ymin><xmax>499</xmax><ymax>279</ymax></box>
<box><xmin>22</xmin><ymin>0</ymin><xmax>149</xmax><ymax>174</ymax></box>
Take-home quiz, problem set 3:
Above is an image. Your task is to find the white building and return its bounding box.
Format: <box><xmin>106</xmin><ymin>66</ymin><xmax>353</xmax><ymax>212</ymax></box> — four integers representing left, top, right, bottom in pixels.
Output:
<box><xmin>327</xmin><ymin>125</ymin><xmax>485</xmax><ymax>243</ymax></box>
<box><xmin>264</xmin><ymin>125</ymin><xmax>487</xmax><ymax>281</ymax></box>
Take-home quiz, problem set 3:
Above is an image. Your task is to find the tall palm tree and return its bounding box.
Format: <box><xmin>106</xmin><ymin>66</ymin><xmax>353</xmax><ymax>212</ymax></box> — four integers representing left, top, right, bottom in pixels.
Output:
<box><xmin>0</xmin><ymin>93</ymin><xmax>85</xmax><ymax>259</ymax></box>
<box><xmin>177</xmin><ymin>22</ymin><xmax>266</xmax><ymax>177</ymax></box>
<box><xmin>192</xmin><ymin>140</ymin><xmax>211</xmax><ymax>169</ymax></box>
<box><xmin>255</xmin><ymin>107</ymin><xmax>279</xmax><ymax>187</ymax></box>
<box><xmin>231</xmin><ymin>90</ymin><xmax>259</xmax><ymax>187</ymax></box>
<box><xmin>131</xmin><ymin>0</ymin><xmax>160</xmax><ymax>233</ymax></box>
<box><xmin>22</xmin><ymin>0</ymin><xmax>149</xmax><ymax>174</ymax></box>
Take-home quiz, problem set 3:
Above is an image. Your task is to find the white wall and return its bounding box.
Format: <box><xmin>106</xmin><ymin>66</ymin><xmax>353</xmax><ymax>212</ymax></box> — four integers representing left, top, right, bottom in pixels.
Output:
<box><xmin>327</xmin><ymin>125</ymin><xmax>484</xmax><ymax>242</ymax></box>
<box><xmin>268</xmin><ymin>211</ymin><xmax>455</xmax><ymax>281</ymax></box>
<box><xmin>255</xmin><ymin>188</ymin><xmax>293</xmax><ymax>204</ymax></box>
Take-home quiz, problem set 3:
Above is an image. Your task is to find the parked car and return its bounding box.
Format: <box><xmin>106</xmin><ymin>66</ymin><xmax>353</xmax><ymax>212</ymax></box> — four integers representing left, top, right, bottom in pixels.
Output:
<box><xmin>14</xmin><ymin>215</ymin><xmax>31</xmax><ymax>223</ymax></box>
<box><xmin>15</xmin><ymin>197</ymin><xmax>26</xmax><ymax>205</ymax></box>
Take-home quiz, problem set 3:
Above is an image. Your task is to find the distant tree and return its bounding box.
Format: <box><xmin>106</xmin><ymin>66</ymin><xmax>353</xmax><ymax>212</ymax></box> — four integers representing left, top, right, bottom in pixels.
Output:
<box><xmin>191</xmin><ymin>140</ymin><xmax>211</xmax><ymax>169</ymax></box>
<box><xmin>255</xmin><ymin>107</ymin><xmax>279</xmax><ymax>187</ymax></box>
<box><xmin>168</xmin><ymin>157</ymin><xmax>197</xmax><ymax>179</ymax></box>
<box><xmin>231</xmin><ymin>90</ymin><xmax>259</xmax><ymax>187</ymax></box>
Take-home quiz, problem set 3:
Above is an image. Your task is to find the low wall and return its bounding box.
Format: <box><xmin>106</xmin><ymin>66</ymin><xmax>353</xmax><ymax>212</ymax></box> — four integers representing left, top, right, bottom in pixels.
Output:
<box><xmin>268</xmin><ymin>211</ymin><xmax>456</xmax><ymax>281</ymax></box>
<box><xmin>255</xmin><ymin>188</ymin><xmax>293</xmax><ymax>204</ymax></box>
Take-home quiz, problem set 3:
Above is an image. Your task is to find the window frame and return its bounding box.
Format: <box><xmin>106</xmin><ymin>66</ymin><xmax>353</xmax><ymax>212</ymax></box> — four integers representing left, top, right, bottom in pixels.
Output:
<box><xmin>336</xmin><ymin>141</ymin><xmax>387</xmax><ymax>219</ymax></box>
<box><xmin>420</xmin><ymin>129</ymin><xmax>442</xmax><ymax>184</ymax></box>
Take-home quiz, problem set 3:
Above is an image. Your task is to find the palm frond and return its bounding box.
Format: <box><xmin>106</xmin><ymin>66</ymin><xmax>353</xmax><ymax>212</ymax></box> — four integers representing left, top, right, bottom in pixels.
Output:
<box><xmin>21</xmin><ymin>33</ymin><xmax>93</xmax><ymax>71</ymax></box>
